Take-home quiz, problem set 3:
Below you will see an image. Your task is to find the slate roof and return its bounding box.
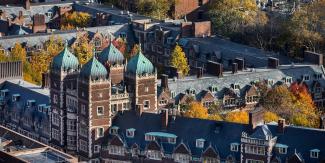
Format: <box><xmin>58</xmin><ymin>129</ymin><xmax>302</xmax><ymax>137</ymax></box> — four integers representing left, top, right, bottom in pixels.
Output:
<box><xmin>159</xmin><ymin>64</ymin><xmax>325</xmax><ymax>100</ymax></box>
<box><xmin>0</xmin><ymin>25</ymin><xmax>129</xmax><ymax>50</ymax></box>
<box><xmin>179</xmin><ymin>37</ymin><xmax>294</xmax><ymax>69</ymax></box>
<box><xmin>111</xmin><ymin>110</ymin><xmax>325</xmax><ymax>162</ymax></box>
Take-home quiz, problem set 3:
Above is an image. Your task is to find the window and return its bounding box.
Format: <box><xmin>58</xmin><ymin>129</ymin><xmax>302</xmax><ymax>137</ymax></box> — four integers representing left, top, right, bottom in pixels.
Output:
<box><xmin>147</xmin><ymin>150</ymin><xmax>161</xmax><ymax>160</ymax></box>
<box><xmin>111</xmin><ymin>104</ymin><xmax>117</xmax><ymax>113</ymax></box>
<box><xmin>67</xmin><ymin>119</ymin><xmax>76</xmax><ymax>131</ymax></box>
<box><xmin>98</xmin><ymin>93</ymin><xmax>103</xmax><ymax>98</ymax></box>
<box><xmin>109</xmin><ymin>145</ymin><xmax>124</xmax><ymax>155</ymax></box>
<box><xmin>159</xmin><ymin>99</ymin><xmax>167</xmax><ymax>105</ymax></box>
<box><xmin>52</xmin><ymin>128</ymin><xmax>60</xmax><ymax>141</ymax></box>
<box><xmin>46</xmin><ymin>12</ymin><xmax>52</xmax><ymax>17</ymax></box>
<box><xmin>122</xmin><ymin>103</ymin><xmax>129</xmax><ymax>110</ymax></box>
<box><xmin>97</xmin><ymin>127</ymin><xmax>104</xmax><ymax>138</ymax></box>
<box><xmin>53</xmin><ymin>94</ymin><xmax>58</xmax><ymax>104</ymax></box>
<box><xmin>144</xmin><ymin>100</ymin><xmax>150</xmax><ymax>109</ymax></box>
<box><xmin>211</xmin><ymin>86</ymin><xmax>218</xmax><ymax>93</ymax></box>
<box><xmin>233</xmin><ymin>84</ymin><xmax>240</xmax><ymax>90</ymax></box>
<box><xmin>279</xmin><ymin>147</ymin><xmax>287</xmax><ymax>154</ymax></box>
<box><xmin>310</xmin><ymin>149</ymin><xmax>320</xmax><ymax>158</ymax></box>
<box><xmin>67</xmin><ymin>135</ymin><xmax>76</xmax><ymax>146</ymax></box>
<box><xmin>52</xmin><ymin>113</ymin><xmax>60</xmax><ymax>126</ymax></box>
<box><xmin>246</xmin><ymin>159</ymin><xmax>264</xmax><ymax>163</ymax></box>
<box><xmin>79</xmin><ymin>140</ymin><xmax>88</xmax><ymax>152</ymax></box>
<box><xmin>174</xmin><ymin>154</ymin><xmax>190</xmax><ymax>162</ymax></box>
<box><xmin>12</xmin><ymin>94</ymin><xmax>19</xmax><ymax>102</ymax></box>
<box><xmin>245</xmin><ymin>145</ymin><xmax>265</xmax><ymax>155</ymax></box>
<box><xmin>267</xmin><ymin>79</ymin><xmax>274</xmax><ymax>86</ymax></box>
<box><xmin>110</xmin><ymin>126</ymin><xmax>119</xmax><ymax>135</ymax></box>
<box><xmin>126</xmin><ymin>128</ymin><xmax>135</xmax><ymax>138</ymax></box>
<box><xmin>198</xmin><ymin>0</ymin><xmax>203</xmax><ymax>6</ymax></box>
<box><xmin>97</xmin><ymin>106</ymin><xmax>104</xmax><ymax>116</ymax></box>
<box><xmin>284</xmin><ymin>77</ymin><xmax>292</xmax><ymax>84</ymax></box>
<box><xmin>304</xmin><ymin>75</ymin><xmax>310</xmax><ymax>81</ymax></box>
<box><xmin>315</xmin><ymin>73</ymin><xmax>322</xmax><ymax>79</ymax></box>
<box><xmin>120</xmin><ymin>32</ymin><xmax>127</xmax><ymax>38</ymax></box>
<box><xmin>145</xmin><ymin>134</ymin><xmax>155</xmax><ymax>141</ymax></box>
<box><xmin>94</xmin><ymin>145</ymin><xmax>101</xmax><ymax>153</ymax></box>
<box><xmin>168</xmin><ymin>137</ymin><xmax>176</xmax><ymax>144</ymax></box>
<box><xmin>145</xmin><ymin>86</ymin><xmax>149</xmax><ymax>92</ymax></box>
<box><xmin>81</xmin><ymin>104</ymin><xmax>86</xmax><ymax>115</ymax></box>
<box><xmin>196</xmin><ymin>139</ymin><xmax>205</xmax><ymax>148</ymax></box>
<box><xmin>167</xmin><ymin>37</ymin><xmax>173</xmax><ymax>44</ymax></box>
<box><xmin>230</xmin><ymin>143</ymin><xmax>239</xmax><ymax>152</ymax></box>
<box><xmin>188</xmin><ymin>89</ymin><xmax>196</xmax><ymax>95</ymax></box>
<box><xmin>94</xmin><ymin>39</ymin><xmax>101</xmax><ymax>47</ymax></box>
<box><xmin>79</xmin><ymin>125</ymin><xmax>88</xmax><ymax>137</ymax></box>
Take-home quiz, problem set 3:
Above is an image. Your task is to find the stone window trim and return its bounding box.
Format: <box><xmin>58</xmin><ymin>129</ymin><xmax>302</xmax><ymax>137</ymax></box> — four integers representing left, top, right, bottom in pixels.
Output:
<box><xmin>97</xmin><ymin>127</ymin><xmax>104</xmax><ymax>138</ymax></box>
<box><xmin>97</xmin><ymin>106</ymin><xmax>104</xmax><ymax>116</ymax></box>
<box><xmin>230</xmin><ymin>143</ymin><xmax>239</xmax><ymax>152</ymax></box>
<box><xmin>144</xmin><ymin>100</ymin><xmax>150</xmax><ymax>110</ymax></box>
<box><xmin>94</xmin><ymin>145</ymin><xmax>101</xmax><ymax>153</ymax></box>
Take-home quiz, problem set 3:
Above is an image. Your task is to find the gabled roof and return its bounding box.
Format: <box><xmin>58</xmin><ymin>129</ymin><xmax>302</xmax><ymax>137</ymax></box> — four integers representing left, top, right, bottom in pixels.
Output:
<box><xmin>146</xmin><ymin>141</ymin><xmax>161</xmax><ymax>151</ymax></box>
<box><xmin>250</xmin><ymin>125</ymin><xmax>272</xmax><ymax>140</ymax></box>
<box><xmin>173</xmin><ymin>143</ymin><xmax>190</xmax><ymax>154</ymax></box>
<box><xmin>80</xmin><ymin>56</ymin><xmax>107</xmax><ymax>81</ymax></box>
<box><xmin>202</xmin><ymin>145</ymin><xmax>219</xmax><ymax>158</ymax></box>
<box><xmin>109</xmin><ymin>135</ymin><xmax>124</xmax><ymax>146</ymax></box>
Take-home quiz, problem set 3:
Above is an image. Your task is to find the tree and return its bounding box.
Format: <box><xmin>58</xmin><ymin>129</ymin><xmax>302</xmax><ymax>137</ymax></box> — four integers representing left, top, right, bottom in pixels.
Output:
<box><xmin>183</xmin><ymin>102</ymin><xmax>208</xmax><ymax>119</ymax></box>
<box><xmin>11</xmin><ymin>43</ymin><xmax>26</xmax><ymax>62</ymax></box>
<box><xmin>73</xmin><ymin>33</ymin><xmax>93</xmax><ymax>65</ymax></box>
<box><xmin>44</xmin><ymin>35</ymin><xmax>64</xmax><ymax>58</ymax></box>
<box><xmin>170</xmin><ymin>44</ymin><xmax>189</xmax><ymax>77</ymax></box>
<box><xmin>137</xmin><ymin>0</ymin><xmax>172</xmax><ymax>20</ymax></box>
<box><xmin>129</xmin><ymin>44</ymin><xmax>140</xmax><ymax>59</ymax></box>
<box><xmin>61</xmin><ymin>11</ymin><xmax>91</xmax><ymax>30</ymax></box>
<box><xmin>224</xmin><ymin>111</ymin><xmax>249</xmax><ymax>124</ymax></box>
<box><xmin>264</xmin><ymin>111</ymin><xmax>279</xmax><ymax>123</ymax></box>
<box><xmin>208</xmin><ymin>114</ymin><xmax>223</xmax><ymax>121</ymax></box>
<box><xmin>0</xmin><ymin>49</ymin><xmax>9</xmax><ymax>62</ymax></box>
<box><xmin>30</xmin><ymin>50</ymin><xmax>50</xmax><ymax>84</ymax></box>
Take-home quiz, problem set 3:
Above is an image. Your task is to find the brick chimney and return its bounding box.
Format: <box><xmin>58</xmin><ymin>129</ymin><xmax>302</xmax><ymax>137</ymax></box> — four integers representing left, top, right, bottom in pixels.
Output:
<box><xmin>232</xmin><ymin>63</ymin><xmax>238</xmax><ymax>74</ymax></box>
<box><xmin>161</xmin><ymin>74</ymin><xmax>169</xmax><ymax>89</ymax></box>
<box><xmin>234</xmin><ymin>58</ymin><xmax>244</xmax><ymax>71</ymax></box>
<box><xmin>192</xmin><ymin>21</ymin><xmax>211</xmax><ymax>38</ymax></box>
<box><xmin>207</xmin><ymin>61</ymin><xmax>223</xmax><ymax>77</ymax></box>
<box><xmin>320</xmin><ymin>116</ymin><xmax>325</xmax><ymax>129</ymax></box>
<box><xmin>161</xmin><ymin>109</ymin><xmax>168</xmax><ymax>130</ymax></box>
<box><xmin>41</xmin><ymin>72</ymin><xmax>50</xmax><ymax>88</ymax></box>
<box><xmin>277</xmin><ymin>118</ymin><xmax>285</xmax><ymax>134</ymax></box>
<box><xmin>304</xmin><ymin>51</ymin><xmax>323</xmax><ymax>65</ymax></box>
<box><xmin>135</xmin><ymin>104</ymin><xmax>143</xmax><ymax>117</ymax></box>
<box><xmin>32</xmin><ymin>14</ymin><xmax>46</xmax><ymax>33</ymax></box>
<box><xmin>24</xmin><ymin>0</ymin><xmax>30</xmax><ymax>10</ymax></box>
<box><xmin>181</xmin><ymin>22</ymin><xmax>193</xmax><ymax>37</ymax></box>
<box><xmin>18</xmin><ymin>11</ymin><xmax>23</xmax><ymax>19</ymax></box>
<box><xmin>268</xmin><ymin>57</ymin><xmax>279</xmax><ymax>69</ymax></box>
<box><xmin>196</xmin><ymin>67</ymin><xmax>203</xmax><ymax>78</ymax></box>
<box><xmin>249</xmin><ymin>107</ymin><xmax>265</xmax><ymax>131</ymax></box>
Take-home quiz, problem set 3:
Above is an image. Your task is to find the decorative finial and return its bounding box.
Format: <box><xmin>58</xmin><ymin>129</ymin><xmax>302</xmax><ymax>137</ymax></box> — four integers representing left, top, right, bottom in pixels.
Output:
<box><xmin>64</xmin><ymin>40</ymin><xmax>68</xmax><ymax>48</ymax></box>
<box><xmin>138</xmin><ymin>43</ymin><xmax>142</xmax><ymax>52</ymax></box>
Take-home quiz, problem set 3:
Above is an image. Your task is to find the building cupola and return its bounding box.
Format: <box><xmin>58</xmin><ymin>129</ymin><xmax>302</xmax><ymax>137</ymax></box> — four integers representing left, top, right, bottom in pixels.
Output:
<box><xmin>51</xmin><ymin>41</ymin><xmax>79</xmax><ymax>72</ymax></box>
<box><xmin>79</xmin><ymin>53</ymin><xmax>108</xmax><ymax>81</ymax></box>
<box><xmin>98</xmin><ymin>41</ymin><xmax>124</xmax><ymax>65</ymax></box>
<box><xmin>126</xmin><ymin>47</ymin><xmax>154</xmax><ymax>75</ymax></box>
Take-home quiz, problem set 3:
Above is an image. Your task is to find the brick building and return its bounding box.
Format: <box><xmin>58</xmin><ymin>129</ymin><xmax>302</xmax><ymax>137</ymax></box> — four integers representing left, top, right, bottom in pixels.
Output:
<box><xmin>49</xmin><ymin>42</ymin><xmax>157</xmax><ymax>161</ymax></box>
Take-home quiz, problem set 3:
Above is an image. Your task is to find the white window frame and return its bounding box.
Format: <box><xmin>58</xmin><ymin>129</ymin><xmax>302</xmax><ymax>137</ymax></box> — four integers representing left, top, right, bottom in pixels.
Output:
<box><xmin>230</xmin><ymin>143</ymin><xmax>239</xmax><ymax>152</ymax></box>
<box><xmin>52</xmin><ymin>113</ymin><xmax>60</xmax><ymax>126</ymax></box>
<box><xmin>196</xmin><ymin>139</ymin><xmax>205</xmax><ymax>148</ymax></box>
<box><xmin>52</xmin><ymin>128</ymin><xmax>60</xmax><ymax>141</ymax></box>
<box><xmin>53</xmin><ymin>94</ymin><xmax>58</xmax><ymax>104</ymax></box>
<box><xmin>97</xmin><ymin>106</ymin><xmax>104</xmax><ymax>116</ymax></box>
<box><xmin>97</xmin><ymin>127</ymin><xmax>104</xmax><ymax>138</ymax></box>
<box><xmin>144</xmin><ymin>100</ymin><xmax>150</xmax><ymax>110</ymax></box>
<box><xmin>310</xmin><ymin>150</ymin><xmax>319</xmax><ymax>158</ymax></box>
<box><xmin>279</xmin><ymin>147</ymin><xmax>287</xmax><ymax>154</ymax></box>
<box><xmin>79</xmin><ymin>139</ymin><xmax>88</xmax><ymax>152</ymax></box>
<box><xmin>304</xmin><ymin>75</ymin><xmax>310</xmax><ymax>81</ymax></box>
<box><xmin>94</xmin><ymin>145</ymin><xmax>101</xmax><ymax>153</ymax></box>
<box><xmin>81</xmin><ymin>104</ymin><xmax>86</xmax><ymax>115</ymax></box>
<box><xmin>126</xmin><ymin>129</ymin><xmax>135</xmax><ymax>138</ymax></box>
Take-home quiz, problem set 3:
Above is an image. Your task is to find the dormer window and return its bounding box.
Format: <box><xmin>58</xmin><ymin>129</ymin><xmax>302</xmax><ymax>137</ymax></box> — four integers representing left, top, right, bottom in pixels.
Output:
<box><xmin>145</xmin><ymin>134</ymin><xmax>155</xmax><ymax>141</ymax></box>
<box><xmin>230</xmin><ymin>143</ymin><xmax>239</xmax><ymax>152</ymax></box>
<box><xmin>0</xmin><ymin>89</ymin><xmax>8</xmax><ymax>97</ymax></box>
<box><xmin>267</xmin><ymin>79</ymin><xmax>274</xmax><ymax>86</ymax></box>
<box><xmin>232</xmin><ymin>84</ymin><xmax>240</xmax><ymax>90</ymax></box>
<box><xmin>120</xmin><ymin>32</ymin><xmax>126</xmax><ymax>38</ymax></box>
<box><xmin>94</xmin><ymin>39</ymin><xmax>101</xmax><ymax>47</ymax></box>
<box><xmin>110</xmin><ymin>126</ymin><xmax>119</xmax><ymax>135</ymax></box>
<box><xmin>188</xmin><ymin>88</ymin><xmax>196</xmax><ymax>95</ymax></box>
<box><xmin>196</xmin><ymin>138</ymin><xmax>205</xmax><ymax>148</ymax></box>
<box><xmin>38</xmin><ymin>104</ymin><xmax>45</xmax><ymax>112</ymax></box>
<box><xmin>126</xmin><ymin>128</ymin><xmax>135</xmax><ymax>138</ymax></box>
<box><xmin>171</xmin><ymin>91</ymin><xmax>176</xmax><ymax>98</ymax></box>
<box><xmin>283</xmin><ymin>76</ymin><xmax>292</xmax><ymax>84</ymax></box>
<box><xmin>303</xmin><ymin>75</ymin><xmax>310</xmax><ymax>81</ymax></box>
<box><xmin>275</xmin><ymin>143</ymin><xmax>288</xmax><ymax>154</ymax></box>
<box><xmin>26</xmin><ymin>100</ymin><xmax>35</xmax><ymax>107</ymax></box>
<box><xmin>167</xmin><ymin>37</ymin><xmax>173</xmax><ymax>44</ymax></box>
<box><xmin>12</xmin><ymin>94</ymin><xmax>20</xmax><ymax>102</ymax></box>
<box><xmin>210</xmin><ymin>85</ymin><xmax>218</xmax><ymax>93</ymax></box>
<box><xmin>310</xmin><ymin>149</ymin><xmax>320</xmax><ymax>158</ymax></box>
<box><xmin>315</xmin><ymin>73</ymin><xmax>322</xmax><ymax>80</ymax></box>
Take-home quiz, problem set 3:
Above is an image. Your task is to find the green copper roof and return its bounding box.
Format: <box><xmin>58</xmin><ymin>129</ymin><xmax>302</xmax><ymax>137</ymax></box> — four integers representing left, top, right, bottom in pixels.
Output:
<box><xmin>80</xmin><ymin>56</ymin><xmax>108</xmax><ymax>80</ymax></box>
<box><xmin>98</xmin><ymin>43</ymin><xmax>124</xmax><ymax>64</ymax></box>
<box><xmin>51</xmin><ymin>43</ymin><xmax>79</xmax><ymax>71</ymax></box>
<box><xmin>126</xmin><ymin>50</ymin><xmax>154</xmax><ymax>75</ymax></box>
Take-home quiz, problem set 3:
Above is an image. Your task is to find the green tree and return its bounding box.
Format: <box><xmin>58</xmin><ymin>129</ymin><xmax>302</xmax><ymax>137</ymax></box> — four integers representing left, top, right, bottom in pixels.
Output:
<box><xmin>137</xmin><ymin>0</ymin><xmax>172</xmax><ymax>20</ymax></box>
<box><xmin>170</xmin><ymin>44</ymin><xmax>189</xmax><ymax>77</ymax></box>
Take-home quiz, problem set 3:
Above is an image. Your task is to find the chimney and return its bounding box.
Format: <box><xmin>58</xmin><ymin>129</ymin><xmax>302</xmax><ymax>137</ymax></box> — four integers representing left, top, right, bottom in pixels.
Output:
<box><xmin>19</xmin><ymin>11</ymin><xmax>23</xmax><ymax>18</ymax></box>
<box><xmin>196</xmin><ymin>67</ymin><xmax>203</xmax><ymax>78</ymax></box>
<box><xmin>207</xmin><ymin>61</ymin><xmax>223</xmax><ymax>77</ymax></box>
<box><xmin>268</xmin><ymin>57</ymin><xmax>279</xmax><ymax>69</ymax></box>
<box><xmin>41</xmin><ymin>72</ymin><xmax>49</xmax><ymax>88</ymax></box>
<box><xmin>232</xmin><ymin>63</ymin><xmax>238</xmax><ymax>74</ymax></box>
<box><xmin>135</xmin><ymin>104</ymin><xmax>143</xmax><ymax>117</ymax></box>
<box><xmin>277</xmin><ymin>118</ymin><xmax>285</xmax><ymax>134</ymax></box>
<box><xmin>320</xmin><ymin>116</ymin><xmax>325</xmax><ymax>129</ymax></box>
<box><xmin>304</xmin><ymin>51</ymin><xmax>323</xmax><ymax>65</ymax></box>
<box><xmin>161</xmin><ymin>109</ymin><xmax>168</xmax><ymax>130</ymax></box>
<box><xmin>24</xmin><ymin>0</ymin><xmax>30</xmax><ymax>10</ymax></box>
<box><xmin>161</xmin><ymin>74</ymin><xmax>168</xmax><ymax>89</ymax></box>
<box><xmin>181</xmin><ymin>22</ymin><xmax>193</xmax><ymax>37</ymax></box>
<box><xmin>234</xmin><ymin>58</ymin><xmax>244</xmax><ymax>71</ymax></box>
<box><xmin>249</xmin><ymin>107</ymin><xmax>265</xmax><ymax>131</ymax></box>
